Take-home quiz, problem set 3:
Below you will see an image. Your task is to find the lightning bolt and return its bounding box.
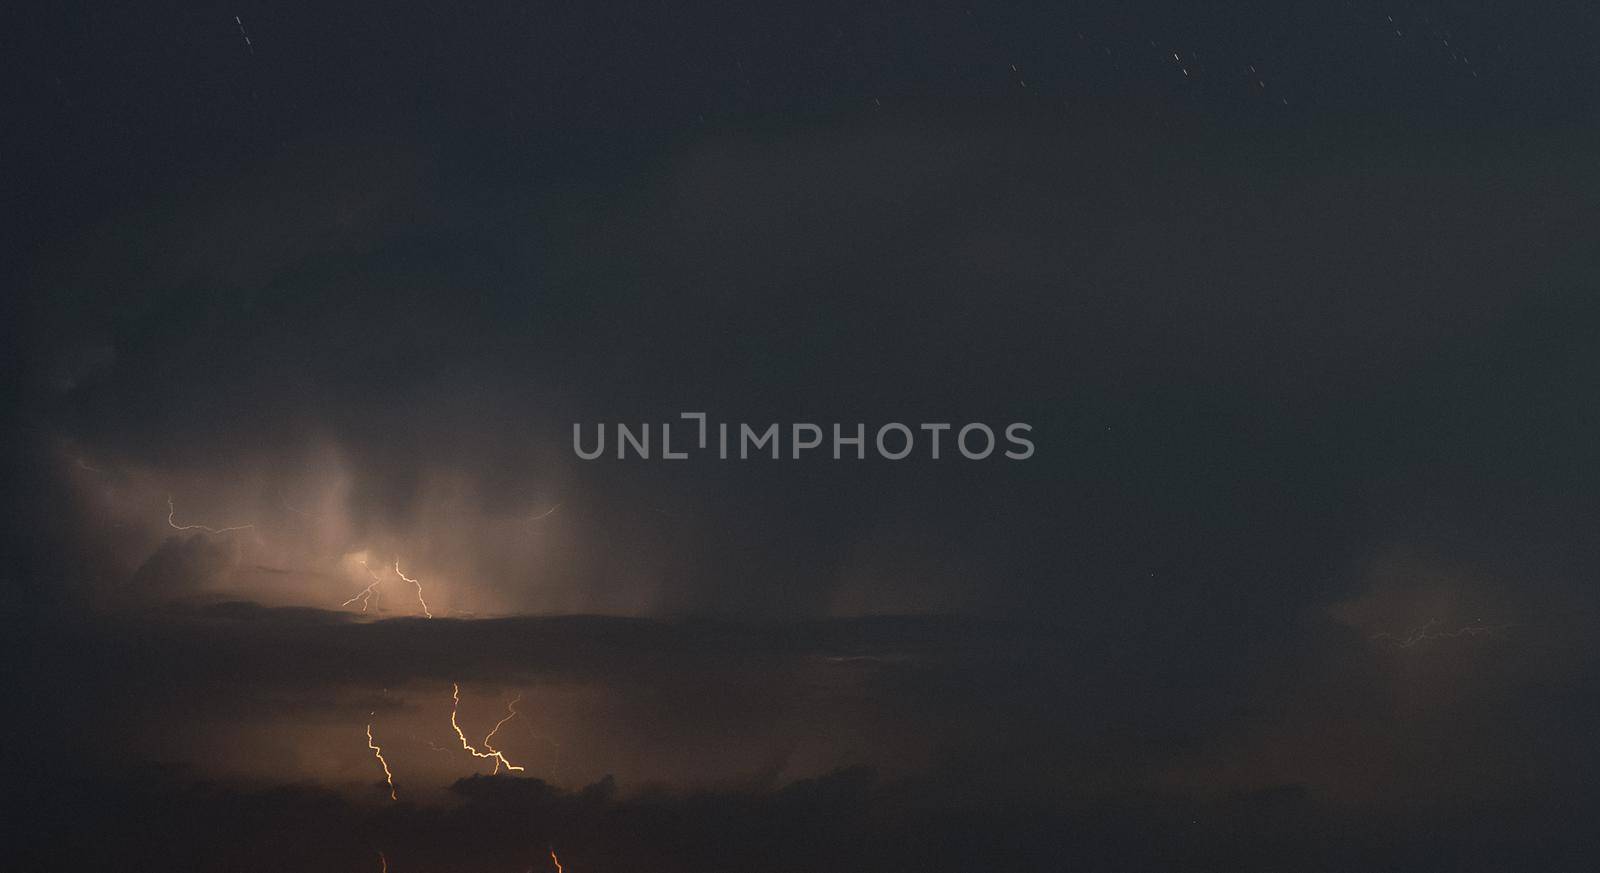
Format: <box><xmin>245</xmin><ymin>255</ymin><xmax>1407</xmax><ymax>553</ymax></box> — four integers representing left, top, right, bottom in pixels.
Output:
<box><xmin>366</xmin><ymin>722</ymin><xmax>398</xmax><ymax>800</ymax></box>
<box><xmin>394</xmin><ymin>559</ymin><xmax>433</xmax><ymax>618</ymax></box>
<box><xmin>481</xmin><ymin>693</ymin><xmax>524</xmax><ymax>775</ymax></box>
<box><xmin>377</xmin><ymin>850</ymin><xmax>388</xmax><ymax>873</ymax></box>
<box><xmin>166</xmin><ymin>494</ymin><xmax>253</xmax><ymax>534</ymax></box>
<box><xmin>449</xmin><ymin>683</ymin><xmax>525</xmax><ymax>773</ymax></box>
<box><xmin>342</xmin><ymin>559</ymin><xmax>384</xmax><ymax>612</ymax></box>
<box><xmin>1374</xmin><ymin>618</ymin><xmax>1512</xmax><ymax>649</ymax></box>
<box><xmin>550</xmin><ymin>847</ymin><xmax>564</xmax><ymax>873</ymax></box>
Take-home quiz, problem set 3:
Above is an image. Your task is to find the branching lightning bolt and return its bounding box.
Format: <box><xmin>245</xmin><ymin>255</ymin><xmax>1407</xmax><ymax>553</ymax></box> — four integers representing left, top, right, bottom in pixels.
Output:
<box><xmin>449</xmin><ymin>683</ymin><xmax>525</xmax><ymax>773</ymax></box>
<box><xmin>481</xmin><ymin>693</ymin><xmax>524</xmax><ymax>775</ymax></box>
<box><xmin>343</xmin><ymin>559</ymin><xmax>385</xmax><ymax>612</ymax></box>
<box><xmin>394</xmin><ymin>559</ymin><xmax>433</xmax><ymax>618</ymax></box>
<box><xmin>366</xmin><ymin>722</ymin><xmax>398</xmax><ymax>800</ymax></box>
<box><xmin>167</xmin><ymin>495</ymin><xmax>253</xmax><ymax>534</ymax></box>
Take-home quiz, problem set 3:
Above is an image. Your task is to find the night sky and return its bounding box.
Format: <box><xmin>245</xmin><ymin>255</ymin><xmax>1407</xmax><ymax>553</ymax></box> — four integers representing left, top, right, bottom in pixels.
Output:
<box><xmin>5</xmin><ymin>2</ymin><xmax>1600</xmax><ymax>871</ymax></box>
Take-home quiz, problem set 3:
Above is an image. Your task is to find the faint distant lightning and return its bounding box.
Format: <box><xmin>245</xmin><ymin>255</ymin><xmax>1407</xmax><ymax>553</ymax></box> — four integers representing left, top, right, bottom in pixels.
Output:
<box><xmin>377</xmin><ymin>849</ymin><xmax>387</xmax><ymax>872</ymax></box>
<box><xmin>481</xmin><ymin>693</ymin><xmax>524</xmax><ymax>775</ymax></box>
<box><xmin>342</xmin><ymin>559</ymin><xmax>384</xmax><ymax>612</ymax></box>
<box><xmin>279</xmin><ymin>489</ymin><xmax>326</xmax><ymax>522</ymax></box>
<box><xmin>529</xmin><ymin>503</ymin><xmax>561</xmax><ymax>521</ymax></box>
<box><xmin>449</xmin><ymin>683</ymin><xmax>525</xmax><ymax>773</ymax></box>
<box><xmin>1374</xmin><ymin>618</ymin><xmax>1511</xmax><ymax>649</ymax></box>
<box><xmin>166</xmin><ymin>495</ymin><xmax>253</xmax><ymax>534</ymax></box>
<box><xmin>366</xmin><ymin>722</ymin><xmax>398</xmax><ymax>800</ymax></box>
<box><xmin>394</xmin><ymin>559</ymin><xmax>433</xmax><ymax>618</ymax></box>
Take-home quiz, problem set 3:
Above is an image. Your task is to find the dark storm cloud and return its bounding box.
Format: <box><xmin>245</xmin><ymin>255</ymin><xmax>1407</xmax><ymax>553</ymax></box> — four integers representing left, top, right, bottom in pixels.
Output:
<box><xmin>11</xmin><ymin>115</ymin><xmax>1600</xmax><ymax>824</ymax></box>
<box><xmin>127</xmin><ymin>533</ymin><xmax>237</xmax><ymax>599</ymax></box>
<box><xmin>8</xmin><ymin>2</ymin><xmax>1600</xmax><ymax>866</ymax></box>
<box><xmin>18</xmin><ymin>118</ymin><xmax>1600</xmax><ymax>624</ymax></box>
<box><xmin>46</xmin><ymin>605</ymin><xmax>1086</xmax><ymax>765</ymax></box>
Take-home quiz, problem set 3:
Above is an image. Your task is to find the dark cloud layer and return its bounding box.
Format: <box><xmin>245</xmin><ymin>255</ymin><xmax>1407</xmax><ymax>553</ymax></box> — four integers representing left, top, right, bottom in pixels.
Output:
<box><xmin>16</xmin><ymin>766</ymin><xmax>1322</xmax><ymax>873</ymax></box>
<box><xmin>15</xmin><ymin>593</ymin><xmax>1600</xmax><ymax>871</ymax></box>
<box><xmin>17</xmin><ymin>122</ymin><xmax>1600</xmax><ymax>621</ymax></box>
<box><xmin>20</xmin><ymin>746</ymin><xmax>1598</xmax><ymax>872</ymax></box>
<box><xmin>22</xmin><ymin>597</ymin><xmax>1600</xmax><ymax>816</ymax></box>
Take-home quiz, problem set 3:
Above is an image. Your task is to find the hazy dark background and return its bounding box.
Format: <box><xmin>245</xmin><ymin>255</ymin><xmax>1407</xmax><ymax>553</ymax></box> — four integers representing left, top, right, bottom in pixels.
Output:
<box><xmin>4</xmin><ymin>2</ymin><xmax>1599</xmax><ymax>870</ymax></box>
